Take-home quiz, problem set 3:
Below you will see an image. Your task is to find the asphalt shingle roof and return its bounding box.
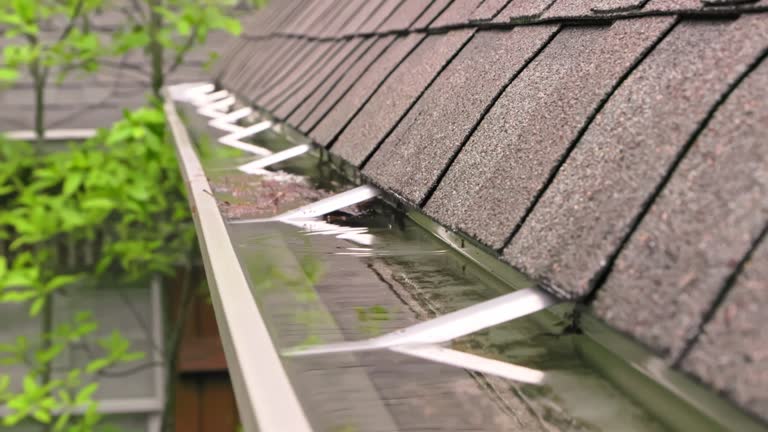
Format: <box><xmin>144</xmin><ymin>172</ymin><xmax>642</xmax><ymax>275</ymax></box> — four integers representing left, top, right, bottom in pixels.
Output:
<box><xmin>272</xmin><ymin>40</ymin><xmax>361</xmax><ymax>120</ymax></box>
<box><xmin>310</xmin><ymin>34</ymin><xmax>422</xmax><ymax>146</ymax></box>
<box><xmin>215</xmin><ymin>0</ymin><xmax>768</xmax><ymax>422</ymax></box>
<box><xmin>287</xmin><ymin>37</ymin><xmax>377</xmax><ymax>126</ymax></box>
<box><xmin>332</xmin><ymin>30</ymin><xmax>475</xmax><ymax>165</ymax></box>
<box><xmin>593</xmin><ymin>45</ymin><xmax>768</xmax><ymax>361</ymax></box>
<box><xmin>428</xmin><ymin>17</ymin><xmax>675</xmax><ymax>250</ymax></box>
<box><xmin>363</xmin><ymin>25</ymin><xmax>559</xmax><ymax>205</ymax></box>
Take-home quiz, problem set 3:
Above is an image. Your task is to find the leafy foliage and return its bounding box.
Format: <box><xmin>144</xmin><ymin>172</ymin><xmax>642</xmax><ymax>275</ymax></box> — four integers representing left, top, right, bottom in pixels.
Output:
<box><xmin>0</xmin><ymin>0</ymin><xmax>105</xmax><ymax>86</ymax></box>
<box><xmin>112</xmin><ymin>0</ymin><xmax>246</xmax><ymax>95</ymax></box>
<box><xmin>0</xmin><ymin>106</ymin><xmax>194</xmax><ymax>430</ymax></box>
<box><xmin>0</xmin><ymin>1</ymin><xmax>265</xmax><ymax>430</ymax></box>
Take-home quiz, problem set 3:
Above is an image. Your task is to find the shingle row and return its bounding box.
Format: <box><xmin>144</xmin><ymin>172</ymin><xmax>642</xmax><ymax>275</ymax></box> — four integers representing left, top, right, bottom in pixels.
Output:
<box><xmin>238</xmin><ymin>0</ymin><xmax>768</xmax><ymax>40</ymax></box>
<box><xmin>217</xmin><ymin>1</ymin><xmax>768</xmax><ymax>423</ymax></box>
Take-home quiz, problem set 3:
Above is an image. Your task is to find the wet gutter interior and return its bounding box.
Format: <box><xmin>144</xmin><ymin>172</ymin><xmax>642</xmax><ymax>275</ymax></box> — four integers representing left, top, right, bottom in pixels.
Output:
<box><xmin>165</xmin><ymin>83</ymin><xmax>765</xmax><ymax>432</ymax></box>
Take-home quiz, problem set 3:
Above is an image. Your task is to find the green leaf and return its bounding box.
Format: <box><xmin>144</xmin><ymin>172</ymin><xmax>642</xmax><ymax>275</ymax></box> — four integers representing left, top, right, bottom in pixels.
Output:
<box><xmin>62</xmin><ymin>172</ymin><xmax>83</xmax><ymax>195</ymax></box>
<box><xmin>75</xmin><ymin>383</ymin><xmax>98</xmax><ymax>405</ymax></box>
<box><xmin>2</xmin><ymin>411</ymin><xmax>24</xmax><ymax>427</ymax></box>
<box><xmin>23</xmin><ymin>374</ymin><xmax>38</xmax><ymax>393</ymax></box>
<box><xmin>120</xmin><ymin>351</ymin><xmax>145</xmax><ymax>362</ymax></box>
<box><xmin>85</xmin><ymin>358</ymin><xmax>110</xmax><ymax>373</ymax></box>
<box><xmin>53</xmin><ymin>411</ymin><xmax>70</xmax><ymax>431</ymax></box>
<box><xmin>0</xmin><ymin>375</ymin><xmax>9</xmax><ymax>393</ymax></box>
<box><xmin>29</xmin><ymin>296</ymin><xmax>45</xmax><ymax>317</ymax></box>
<box><xmin>0</xmin><ymin>68</ymin><xmax>19</xmax><ymax>83</ymax></box>
<box><xmin>32</xmin><ymin>408</ymin><xmax>51</xmax><ymax>424</ymax></box>
<box><xmin>45</xmin><ymin>274</ymin><xmax>79</xmax><ymax>291</ymax></box>
<box><xmin>81</xmin><ymin>197</ymin><xmax>114</xmax><ymax>210</ymax></box>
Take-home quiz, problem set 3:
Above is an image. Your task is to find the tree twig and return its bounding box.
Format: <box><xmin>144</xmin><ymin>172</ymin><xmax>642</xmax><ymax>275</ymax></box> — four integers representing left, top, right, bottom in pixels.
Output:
<box><xmin>58</xmin><ymin>0</ymin><xmax>86</xmax><ymax>42</ymax></box>
<box><xmin>165</xmin><ymin>25</ymin><xmax>200</xmax><ymax>76</ymax></box>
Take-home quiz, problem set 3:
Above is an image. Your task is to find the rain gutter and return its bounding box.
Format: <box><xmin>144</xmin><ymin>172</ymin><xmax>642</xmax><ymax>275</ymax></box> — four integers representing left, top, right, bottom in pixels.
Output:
<box><xmin>164</xmin><ymin>92</ymin><xmax>313</xmax><ymax>432</ymax></box>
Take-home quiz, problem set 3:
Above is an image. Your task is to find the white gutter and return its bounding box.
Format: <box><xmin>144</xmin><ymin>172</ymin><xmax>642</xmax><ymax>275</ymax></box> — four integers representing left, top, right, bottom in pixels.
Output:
<box><xmin>163</xmin><ymin>91</ymin><xmax>313</xmax><ymax>432</ymax></box>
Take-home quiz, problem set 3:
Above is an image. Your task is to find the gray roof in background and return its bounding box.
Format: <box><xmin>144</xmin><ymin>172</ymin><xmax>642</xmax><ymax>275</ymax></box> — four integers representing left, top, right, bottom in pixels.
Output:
<box><xmin>216</xmin><ymin>0</ymin><xmax>768</xmax><ymax>423</ymax></box>
<box><xmin>0</xmin><ymin>11</ymin><xmax>232</xmax><ymax>131</ymax></box>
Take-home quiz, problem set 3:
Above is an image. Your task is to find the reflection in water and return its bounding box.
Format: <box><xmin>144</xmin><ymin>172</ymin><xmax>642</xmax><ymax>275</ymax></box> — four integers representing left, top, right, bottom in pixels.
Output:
<box><xmin>227</xmin><ymin>213</ymin><xmax>667</xmax><ymax>431</ymax></box>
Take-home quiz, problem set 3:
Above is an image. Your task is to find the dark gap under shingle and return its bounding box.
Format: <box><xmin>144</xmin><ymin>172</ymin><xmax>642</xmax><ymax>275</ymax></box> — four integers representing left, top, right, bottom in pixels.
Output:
<box><xmin>470</xmin><ymin>0</ymin><xmax>517</xmax><ymax>22</ymax></box>
<box><xmin>242</xmin><ymin>38</ymin><xmax>304</xmax><ymax>98</ymax></box>
<box><xmin>282</xmin><ymin>0</ymin><xmax>325</xmax><ymax>34</ymax></box>
<box><xmin>321</xmin><ymin>1</ymin><xmax>370</xmax><ymax>38</ymax></box>
<box><xmin>586</xmin><ymin>47</ymin><xmax>768</xmax><ymax>307</ymax></box>
<box><xmin>674</xmin><ymin>221</ymin><xmax>768</xmax><ymax>365</ymax></box>
<box><xmin>213</xmin><ymin>38</ymin><xmax>248</xmax><ymax>81</ymax></box>
<box><xmin>298</xmin><ymin>1</ymin><xmax>339</xmax><ymax>36</ymax></box>
<box><xmin>494</xmin><ymin>0</ymin><xmax>559</xmax><ymax>22</ymax></box>
<box><xmin>344</xmin><ymin>0</ymin><xmax>388</xmax><ymax>35</ymax></box>
<box><xmin>297</xmin><ymin>36</ymin><xmax>395</xmax><ymax>132</ymax></box>
<box><xmin>377</xmin><ymin>0</ymin><xmax>439</xmax><ymax>34</ymax></box>
<box><xmin>257</xmin><ymin>42</ymin><xmax>336</xmax><ymax>108</ymax></box>
<box><xmin>309</xmin><ymin>34</ymin><xmax>423</xmax><ymax>146</ymax></box>
<box><xmin>363</xmin><ymin>25</ymin><xmax>561</xmax><ymax>207</ymax></box>
<box><xmin>248</xmin><ymin>40</ymin><xmax>314</xmax><ymax>102</ymax></box>
<box><xmin>410</xmin><ymin>0</ymin><xmax>456</xmax><ymax>29</ymax></box>
<box><xmin>358</xmin><ymin>0</ymin><xmax>405</xmax><ymax>35</ymax></box>
<box><xmin>593</xmin><ymin>0</ymin><xmax>651</xmax><ymax>14</ymax></box>
<box><xmin>272</xmin><ymin>41</ymin><xmax>355</xmax><ymax>120</ymax></box>
<box><xmin>286</xmin><ymin>37</ymin><xmax>377</xmax><ymax>128</ymax></box>
<box><xmin>332</xmin><ymin>29</ymin><xmax>477</xmax><ymax>165</ymax></box>
<box><xmin>499</xmin><ymin>18</ymin><xmax>681</xmax><ymax>252</ymax></box>
<box><xmin>226</xmin><ymin>40</ymin><xmax>277</xmax><ymax>93</ymax></box>
<box><xmin>424</xmin><ymin>17</ymin><xmax>676</xmax><ymax>253</ymax></box>
<box><xmin>429</xmin><ymin>0</ymin><xmax>486</xmax><ymax>28</ymax></box>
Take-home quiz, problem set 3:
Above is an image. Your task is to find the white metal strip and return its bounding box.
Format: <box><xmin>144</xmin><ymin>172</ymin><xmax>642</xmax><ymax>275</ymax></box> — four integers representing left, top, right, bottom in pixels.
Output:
<box><xmin>276</xmin><ymin>185</ymin><xmax>379</xmax><ymax>220</ymax></box>
<box><xmin>165</xmin><ymin>94</ymin><xmax>312</xmax><ymax>432</ymax></box>
<box><xmin>192</xmin><ymin>89</ymin><xmax>230</xmax><ymax>106</ymax></box>
<box><xmin>283</xmin><ymin>287</ymin><xmax>556</xmax><ymax>356</ymax></box>
<box><xmin>218</xmin><ymin>121</ymin><xmax>274</xmax><ymax>156</ymax></box>
<box><xmin>238</xmin><ymin>144</ymin><xmax>312</xmax><ymax>173</ymax></box>
<box><xmin>283</xmin><ymin>218</ymin><xmax>375</xmax><ymax>246</ymax></box>
<box><xmin>209</xmin><ymin>107</ymin><xmax>254</xmax><ymax>133</ymax></box>
<box><xmin>168</xmin><ymin>82</ymin><xmax>214</xmax><ymax>103</ymax></box>
<box><xmin>229</xmin><ymin>185</ymin><xmax>380</xmax><ymax>224</ymax></box>
<box><xmin>5</xmin><ymin>128</ymin><xmax>98</xmax><ymax>141</ymax></box>
<box><xmin>198</xmin><ymin>95</ymin><xmax>236</xmax><ymax>118</ymax></box>
<box><xmin>391</xmin><ymin>345</ymin><xmax>546</xmax><ymax>385</ymax></box>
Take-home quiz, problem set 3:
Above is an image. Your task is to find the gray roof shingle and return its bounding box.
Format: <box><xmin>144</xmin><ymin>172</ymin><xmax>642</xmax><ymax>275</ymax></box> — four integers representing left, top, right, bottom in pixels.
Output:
<box><xmin>592</xmin><ymin>54</ymin><xmax>768</xmax><ymax>359</ymax></box>
<box><xmin>542</xmin><ymin>0</ymin><xmax>647</xmax><ymax>18</ymax></box>
<box><xmin>363</xmin><ymin>26</ymin><xmax>559</xmax><ymax>205</ymax></box>
<box><xmin>272</xmin><ymin>40</ymin><xmax>362</xmax><ymax>120</ymax></box>
<box><xmin>256</xmin><ymin>42</ymin><xmax>336</xmax><ymax>108</ymax></box>
<box><xmin>493</xmin><ymin>0</ymin><xmax>558</xmax><ymax>21</ymax></box>
<box><xmin>410</xmin><ymin>0</ymin><xmax>455</xmax><ymax>29</ymax></box>
<box><xmin>682</xmin><ymin>227</ymin><xmax>768</xmax><ymax>423</ymax></box>
<box><xmin>357</xmin><ymin>0</ymin><xmax>404</xmax><ymax>34</ymax></box>
<box><xmin>309</xmin><ymin>34</ymin><xmax>423</xmax><ymax>146</ymax></box>
<box><xmin>287</xmin><ymin>37</ymin><xmax>378</xmax><ymax>128</ymax></box>
<box><xmin>429</xmin><ymin>0</ymin><xmax>485</xmax><ymax>28</ymax></box>
<box><xmin>470</xmin><ymin>0</ymin><xmax>516</xmax><ymax>21</ymax></box>
<box><xmin>331</xmin><ymin>29</ymin><xmax>475</xmax><ymax>165</ymax></box>
<box><xmin>425</xmin><ymin>17</ymin><xmax>676</xmax><ymax>250</ymax></box>
<box><xmin>377</xmin><ymin>0</ymin><xmax>437</xmax><ymax>33</ymax></box>
<box><xmin>504</xmin><ymin>15</ymin><xmax>768</xmax><ymax>299</ymax></box>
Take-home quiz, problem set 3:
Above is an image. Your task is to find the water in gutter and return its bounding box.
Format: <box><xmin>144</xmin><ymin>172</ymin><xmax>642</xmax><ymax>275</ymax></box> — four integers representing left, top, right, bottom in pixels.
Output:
<box><xmin>169</xmin><ymin>85</ymin><xmax>765</xmax><ymax>432</ymax></box>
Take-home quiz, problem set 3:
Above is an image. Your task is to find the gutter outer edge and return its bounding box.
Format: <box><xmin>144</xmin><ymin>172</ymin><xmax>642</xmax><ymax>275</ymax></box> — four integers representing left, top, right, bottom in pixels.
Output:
<box><xmin>163</xmin><ymin>93</ymin><xmax>313</xmax><ymax>432</ymax></box>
